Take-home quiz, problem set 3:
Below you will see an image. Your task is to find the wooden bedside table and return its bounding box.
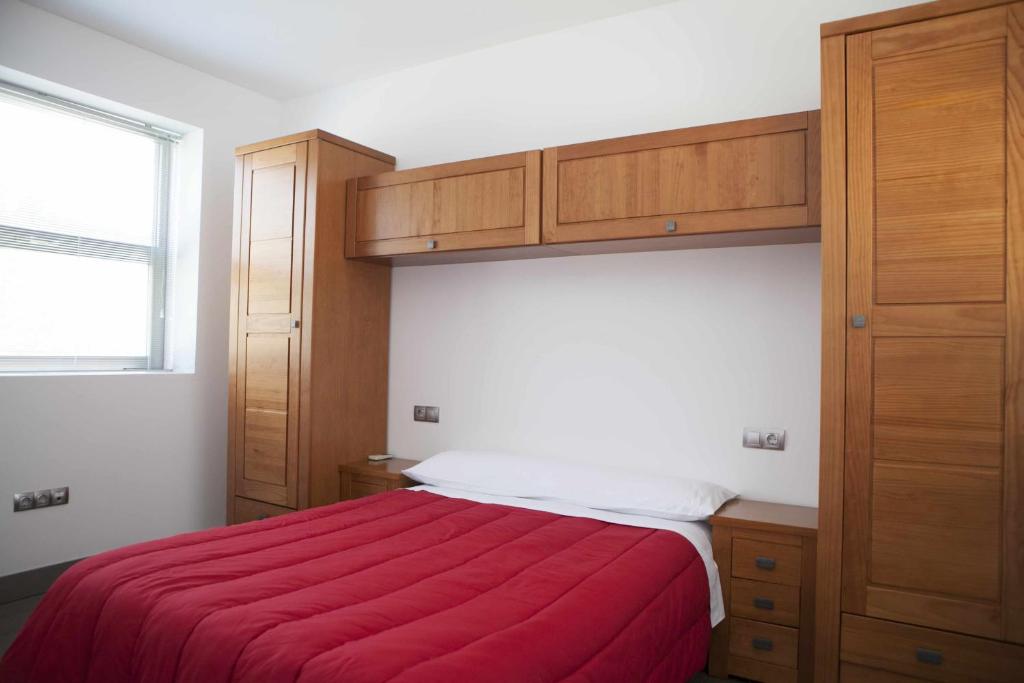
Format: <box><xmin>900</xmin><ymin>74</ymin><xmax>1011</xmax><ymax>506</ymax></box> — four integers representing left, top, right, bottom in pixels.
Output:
<box><xmin>338</xmin><ymin>458</ymin><xmax>418</xmax><ymax>501</ymax></box>
<box><xmin>708</xmin><ymin>499</ymin><xmax>818</xmax><ymax>683</ymax></box>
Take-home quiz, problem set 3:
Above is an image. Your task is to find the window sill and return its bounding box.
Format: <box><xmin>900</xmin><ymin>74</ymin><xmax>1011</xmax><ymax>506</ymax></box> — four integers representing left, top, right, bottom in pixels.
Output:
<box><xmin>0</xmin><ymin>369</ymin><xmax>192</xmax><ymax>378</ymax></box>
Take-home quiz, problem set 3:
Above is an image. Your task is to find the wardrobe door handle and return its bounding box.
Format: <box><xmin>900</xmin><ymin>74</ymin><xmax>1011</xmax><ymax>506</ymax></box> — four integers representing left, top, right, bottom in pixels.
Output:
<box><xmin>753</xmin><ymin>597</ymin><xmax>775</xmax><ymax>611</ymax></box>
<box><xmin>755</xmin><ymin>556</ymin><xmax>776</xmax><ymax>570</ymax></box>
<box><xmin>916</xmin><ymin>648</ymin><xmax>942</xmax><ymax>666</ymax></box>
<box><xmin>752</xmin><ymin>638</ymin><xmax>773</xmax><ymax>652</ymax></box>
<box><xmin>666</xmin><ymin>219</ymin><xmax>677</xmax><ymax>233</ymax></box>
<box><xmin>426</xmin><ymin>239</ymin><xmax>437</xmax><ymax>250</ymax></box>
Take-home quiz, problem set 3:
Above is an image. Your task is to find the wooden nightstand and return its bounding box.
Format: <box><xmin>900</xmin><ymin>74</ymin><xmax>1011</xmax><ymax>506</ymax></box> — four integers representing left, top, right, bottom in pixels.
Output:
<box><xmin>708</xmin><ymin>499</ymin><xmax>818</xmax><ymax>683</ymax></box>
<box><xmin>338</xmin><ymin>458</ymin><xmax>418</xmax><ymax>501</ymax></box>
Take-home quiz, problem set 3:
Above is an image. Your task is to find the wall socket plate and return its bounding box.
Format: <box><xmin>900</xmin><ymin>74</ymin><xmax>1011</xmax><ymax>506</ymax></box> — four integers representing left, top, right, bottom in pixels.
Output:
<box><xmin>742</xmin><ymin>429</ymin><xmax>786</xmax><ymax>451</ymax></box>
<box><xmin>413</xmin><ymin>405</ymin><xmax>440</xmax><ymax>423</ymax></box>
<box><xmin>13</xmin><ymin>487</ymin><xmax>69</xmax><ymax>512</ymax></box>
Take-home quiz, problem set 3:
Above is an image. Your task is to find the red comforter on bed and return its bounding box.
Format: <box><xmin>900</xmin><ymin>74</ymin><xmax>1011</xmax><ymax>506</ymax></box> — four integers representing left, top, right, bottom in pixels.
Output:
<box><xmin>1</xmin><ymin>490</ymin><xmax>710</xmax><ymax>683</ymax></box>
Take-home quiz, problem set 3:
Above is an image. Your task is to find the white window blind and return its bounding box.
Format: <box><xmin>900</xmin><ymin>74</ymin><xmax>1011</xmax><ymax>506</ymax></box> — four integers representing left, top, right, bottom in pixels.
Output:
<box><xmin>0</xmin><ymin>80</ymin><xmax>181</xmax><ymax>372</ymax></box>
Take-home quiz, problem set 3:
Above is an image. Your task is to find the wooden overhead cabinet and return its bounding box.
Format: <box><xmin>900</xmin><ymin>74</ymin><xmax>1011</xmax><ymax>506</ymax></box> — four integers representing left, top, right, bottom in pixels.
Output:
<box><xmin>542</xmin><ymin>111</ymin><xmax>820</xmax><ymax>245</ymax></box>
<box><xmin>228</xmin><ymin>130</ymin><xmax>394</xmax><ymax>522</ymax></box>
<box><xmin>346</xmin><ymin>151</ymin><xmax>541</xmax><ymax>258</ymax></box>
<box><xmin>817</xmin><ymin>1</ymin><xmax>1024</xmax><ymax>680</ymax></box>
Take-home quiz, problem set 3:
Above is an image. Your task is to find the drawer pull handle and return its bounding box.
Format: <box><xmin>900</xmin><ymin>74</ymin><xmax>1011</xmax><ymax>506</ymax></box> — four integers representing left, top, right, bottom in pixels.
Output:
<box><xmin>753</xmin><ymin>597</ymin><xmax>775</xmax><ymax>610</ymax></box>
<box><xmin>256</xmin><ymin>513</ymin><xmax>269</xmax><ymax>520</ymax></box>
<box><xmin>916</xmin><ymin>648</ymin><xmax>943</xmax><ymax>666</ymax></box>
<box><xmin>755</xmin><ymin>556</ymin><xmax>776</xmax><ymax>570</ymax></box>
<box><xmin>426</xmin><ymin>239</ymin><xmax>437</xmax><ymax>249</ymax></box>
<box><xmin>666</xmin><ymin>220</ymin><xmax>677</xmax><ymax>233</ymax></box>
<box><xmin>752</xmin><ymin>638</ymin><xmax>773</xmax><ymax>652</ymax></box>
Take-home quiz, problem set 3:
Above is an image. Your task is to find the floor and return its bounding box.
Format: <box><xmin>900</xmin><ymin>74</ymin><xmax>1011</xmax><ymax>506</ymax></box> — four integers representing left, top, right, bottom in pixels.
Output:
<box><xmin>0</xmin><ymin>594</ymin><xmax>42</xmax><ymax>656</ymax></box>
<box><xmin>0</xmin><ymin>595</ymin><xmax>729</xmax><ymax>681</ymax></box>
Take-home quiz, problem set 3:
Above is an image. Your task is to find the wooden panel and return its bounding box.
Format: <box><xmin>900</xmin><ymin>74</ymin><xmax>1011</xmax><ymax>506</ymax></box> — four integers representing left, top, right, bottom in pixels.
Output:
<box><xmin>242</xmin><ymin>408</ymin><xmax>286</xmax><ymax>486</ymax></box>
<box><xmin>250</xmin><ymin>164</ymin><xmax>296</xmax><ymax>241</ymax></box>
<box><xmin>1006</xmin><ymin>1</ymin><xmax>1024</xmax><ymax>644</ymax></box>
<box><xmin>232</xmin><ymin>496</ymin><xmax>293</xmax><ymax>524</ymax></box>
<box><xmin>816</xmin><ymin>33</ymin><xmax>848</xmax><ymax>683</ymax></box>
<box><xmin>731</xmin><ymin>655</ymin><xmax>799</xmax><ymax>683</ymax></box>
<box><xmin>711</xmin><ymin>499</ymin><xmax>818</xmax><ymax>536</ymax></box>
<box><xmin>840</xmin><ymin>662</ymin><xmax>931</xmax><ymax>683</ymax></box>
<box><xmin>841</xmin><ymin>29</ymin><xmax>875</xmax><ymax>617</ymax></box>
<box><xmin>247</xmin><ymin>238</ymin><xmax>293</xmax><ymax>314</ymax></box>
<box><xmin>434</xmin><ymin>168</ymin><xmax>525</xmax><ymax>233</ymax></box>
<box><xmin>875</xmin><ymin>171</ymin><xmax>1005</xmax><ymax>304</ymax></box>
<box><xmin>822</xmin><ymin>0</ymin><xmax>1012</xmax><ymax>38</ymax></box>
<box><xmin>302</xmin><ymin>139</ymin><xmax>393</xmax><ymax>509</ymax></box>
<box><xmin>356</xmin><ymin>181</ymin><xmax>433</xmax><ymax>241</ymax></box>
<box><xmin>866</xmin><ymin>585</ymin><xmax>1001</xmax><ymax>639</ymax></box>
<box><xmin>348</xmin><ymin>151</ymin><xmax>539</xmax><ymax>258</ymax></box>
<box><xmin>872</xmin><ymin>5</ymin><xmax>1007</xmax><ymax>58</ymax></box>
<box><xmin>872</xmin><ymin>303</ymin><xmax>1006</xmax><ymax>336</ymax></box>
<box><xmin>708</xmin><ymin>526</ymin><xmax>733</xmax><ymax>679</ymax></box>
<box><xmin>799</xmin><ymin>535</ymin><xmax>817</xmax><ymax>683</ymax></box>
<box><xmin>873</xmin><ymin>338</ymin><xmax>1004</xmax><ymax>467</ymax></box>
<box><xmin>236</xmin><ymin>129</ymin><xmax>394</xmax><ymax>163</ymax></box>
<box><xmin>841</xmin><ymin>613</ymin><xmax>1024</xmax><ymax>682</ymax></box>
<box><xmin>874</xmin><ymin>43</ymin><xmax>1005</xmax><ymax>183</ymax></box>
<box><xmin>733</xmin><ymin>539</ymin><xmax>803</xmax><ymax>586</ymax></box>
<box><xmin>556</xmin><ymin>131</ymin><xmax>805</xmax><ymax>224</ymax></box>
<box><xmin>243</xmin><ymin>335</ymin><xmax>289</xmax><ymax>411</ymax></box>
<box><xmin>554</xmin><ymin>111</ymin><xmax>809</xmax><ymax>161</ymax></box>
<box><xmin>730</xmin><ymin>617</ymin><xmax>799</xmax><ymax>668</ymax></box>
<box><xmin>870</xmin><ymin>462</ymin><xmax>1001</xmax><ymax>602</ymax></box>
<box><xmin>732</xmin><ymin>578</ymin><xmax>801</xmax><ymax>627</ymax></box>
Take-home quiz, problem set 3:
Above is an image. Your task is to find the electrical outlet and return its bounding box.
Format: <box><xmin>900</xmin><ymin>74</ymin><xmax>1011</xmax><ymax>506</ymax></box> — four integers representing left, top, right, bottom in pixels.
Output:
<box><xmin>742</xmin><ymin>428</ymin><xmax>786</xmax><ymax>451</ymax></box>
<box><xmin>12</xmin><ymin>487</ymin><xmax>69</xmax><ymax>512</ymax></box>
<box><xmin>50</xmin><ymin>486</ymin><xmax>69</xmax><ymax>506</ymax></box>
<box><xmin>414</xmin><ymin>405</ymin><xmax>439</xmax><ymax>423</ymax></box>
<box><xmin>763</xmin><ymin>430</ymin><xmax>786</xmax><ymax>450</ymax></box>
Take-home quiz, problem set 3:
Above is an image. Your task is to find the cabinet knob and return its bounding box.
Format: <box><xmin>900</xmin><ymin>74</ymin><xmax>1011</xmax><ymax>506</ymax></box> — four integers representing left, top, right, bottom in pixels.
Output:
<box><xmin>753</xmin><ymin>597</ymin><xmax>775</xmax><ymax>611</ymax></box>
<box><xmin>752</xmin><ymin>638</ymin><xmax>774</xmax><ymax>652</ymax></box>
<box><xmin>666</xmin><ymin>220</ymin><xmax>677</xmax><ymax>233</ymax></box>
<box><xmin>256</xmin><ymin>513</ymin><xmax>268</xmax><ymax>520</ymax></box>
<box><xmin>290</xmin><ymin>319</ymin><xmax>300</xmax><ymax>329</ymax></box>
<box><xmin>755</xmin><ymin>556</ymin><xmax>776</xmax><ymax>570</ymax></box>
<box><xmin>916</xmin><ymin>648</ymin><xmax>942</xmax><ymax>666</ymax></box>
<box><xmin>426</xmin><ymin>239</ymin><xmax>437</xmax><ymax>249</ymax></box>
<box><xmin>851</xmin><ymin>314</ymin><xmax>866</xmax><ymax>328</ymax></box>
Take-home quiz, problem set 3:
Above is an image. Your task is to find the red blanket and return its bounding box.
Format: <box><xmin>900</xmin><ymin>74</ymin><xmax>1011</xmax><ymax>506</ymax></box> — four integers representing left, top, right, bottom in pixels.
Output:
<box><xmin>1</xmin><ymin>490</ymin><xmax>710</xmax><ymax>682</ymax></box>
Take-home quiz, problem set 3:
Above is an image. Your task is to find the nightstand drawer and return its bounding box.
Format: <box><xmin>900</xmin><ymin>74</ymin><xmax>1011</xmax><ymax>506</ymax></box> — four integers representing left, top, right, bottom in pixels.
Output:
<box><xmin>348</xmin><ymin>477</ymin><xmax>388</xmax><ymax>499</ymax></box>
<box><xmin>730</xmin><ymin>616</ymin><xmax>799</xmax><ymax>668</ymax></box>
<box><xmin>733</xmin><ymin>538</ymin><xmax>802</xmax><ymax>586</ymax></box>
<box><xmin>731</xmin><ymin>578</ymin><xmax>800</xmax><ymax>627</ymax></box>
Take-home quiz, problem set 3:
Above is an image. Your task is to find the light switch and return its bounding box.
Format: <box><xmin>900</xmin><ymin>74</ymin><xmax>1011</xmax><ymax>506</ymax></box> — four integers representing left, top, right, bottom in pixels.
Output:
<box><xmin>743</xmin><ymin>430</ymin><xmax>762</xmax><ymax>448</ymax></box>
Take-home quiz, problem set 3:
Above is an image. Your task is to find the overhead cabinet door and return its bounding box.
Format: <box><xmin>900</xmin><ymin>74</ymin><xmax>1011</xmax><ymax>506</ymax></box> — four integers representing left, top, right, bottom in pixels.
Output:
<box><xmin>842</xmin><ymin>4</ymin><xmax>1023</xmax><ymax>644</ymax></box>
<box><xmin>232</xmin><ymin>142</ymin><xmax>306</xmax><ymax>508</ymax></box>
<box><xmin>346</xmin><ymin>151</ymin><xmax>541</xmax><ymax>257</ymax></box>
<box><xmin>542</xmin><ymin>111</ymin><xmax>820</xmax><ymax>244</ymax></box>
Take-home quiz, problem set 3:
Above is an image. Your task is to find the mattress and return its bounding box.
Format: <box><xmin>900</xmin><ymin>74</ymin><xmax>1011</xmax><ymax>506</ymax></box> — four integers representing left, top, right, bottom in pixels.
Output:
<box><xmin>1</xmin><ymin>489</ymin><xmax>714</xmax><ymax>682</ymax></box>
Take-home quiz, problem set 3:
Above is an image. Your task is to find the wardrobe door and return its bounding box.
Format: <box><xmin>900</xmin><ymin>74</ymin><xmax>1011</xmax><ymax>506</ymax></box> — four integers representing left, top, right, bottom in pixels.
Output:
<box><xmin>842</xmin><ymin>4</ymin><xmax>1023</xmax><ymax>643</ymax></box>
<box><xmin>232</xmin><ymin>142</ymin><xmax>307</xmax><ymax>508</ymax></box>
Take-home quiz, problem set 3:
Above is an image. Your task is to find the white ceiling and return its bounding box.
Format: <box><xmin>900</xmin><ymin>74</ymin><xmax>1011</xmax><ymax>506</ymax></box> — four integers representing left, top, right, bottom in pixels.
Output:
<box><xmin>25</xmin><ymin>0</ymin><xmax>677</xmax><ymax>99</ymax></box>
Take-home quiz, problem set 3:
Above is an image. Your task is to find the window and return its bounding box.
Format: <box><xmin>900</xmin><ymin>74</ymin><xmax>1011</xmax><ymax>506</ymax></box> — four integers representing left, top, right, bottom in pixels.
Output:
<box><xmin>0</xmin><ymin>81</ymin><xmax>181</xmax><ymax>372</ymax></box>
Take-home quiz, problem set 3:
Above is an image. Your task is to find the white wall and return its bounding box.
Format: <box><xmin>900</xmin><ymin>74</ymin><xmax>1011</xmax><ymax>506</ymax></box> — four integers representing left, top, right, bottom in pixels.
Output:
<box><xmin>282</xmin><ymin>0</ymin><xmax>908</xmax><ymax>505</ymax></box>
<box><xmin>0</xmin><ymin>0</ymin><xmax>281</xmax><ymax>576</ymax></box>
<box><xmin>282</xmin><ymin>0</ymin><xmax>907</xmax><ymax>168</ymax></box>
<box><xmin>390</xmin><ymin>245</ymin><xmax>822</xmax><ymax>505</ymax></box>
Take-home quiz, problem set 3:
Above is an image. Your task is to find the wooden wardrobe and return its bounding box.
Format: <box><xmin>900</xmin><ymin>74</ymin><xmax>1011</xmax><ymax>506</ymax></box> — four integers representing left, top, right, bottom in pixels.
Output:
<box><xmin>227</xmin><ymin>130</ymin><xmax>395</xmax><ymax>523</ymax></box>
<box><xmin>818</xmin><ymin>1</ymin><xmax>1024</xmax><ymax>680</ymax></box>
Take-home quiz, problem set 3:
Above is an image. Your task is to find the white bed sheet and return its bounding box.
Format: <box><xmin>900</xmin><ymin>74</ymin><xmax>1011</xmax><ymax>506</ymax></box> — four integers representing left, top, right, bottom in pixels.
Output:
<box><xmin>412</xmin><ymin>484</ymin><xmax>725</xmax><ymax>626</ymax></box>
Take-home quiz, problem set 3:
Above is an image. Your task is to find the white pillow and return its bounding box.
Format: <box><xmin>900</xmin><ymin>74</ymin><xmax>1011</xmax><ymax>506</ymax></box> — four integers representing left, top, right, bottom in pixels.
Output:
<box><xmin>403</xmin><ymin>450</ymin><xmax>736</xmax><ymax>522</ymax></box>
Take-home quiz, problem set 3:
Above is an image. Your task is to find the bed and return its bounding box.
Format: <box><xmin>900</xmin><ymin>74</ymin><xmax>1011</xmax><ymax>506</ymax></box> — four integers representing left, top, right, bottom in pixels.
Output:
<box><xmin>1</xmin><ymin>480</ymin><xmax>723</xmax><ymax>683</ymax></box>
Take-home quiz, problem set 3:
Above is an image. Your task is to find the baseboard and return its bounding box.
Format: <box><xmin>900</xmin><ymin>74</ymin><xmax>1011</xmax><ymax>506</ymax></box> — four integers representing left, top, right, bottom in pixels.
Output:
<box><xmin>0</xmin><ymin>559</ymin><xmax>80</xmax><ymax>604</ymax></box>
